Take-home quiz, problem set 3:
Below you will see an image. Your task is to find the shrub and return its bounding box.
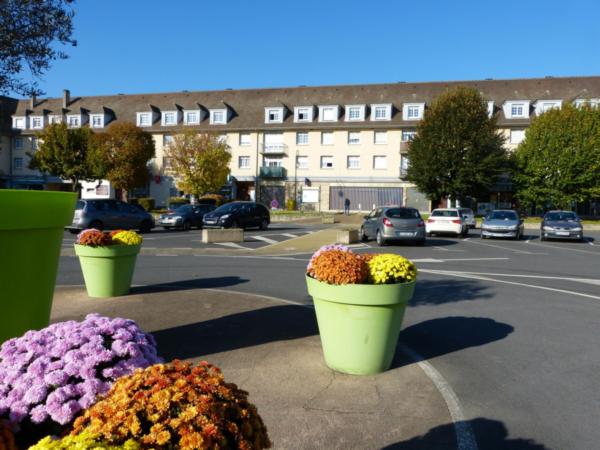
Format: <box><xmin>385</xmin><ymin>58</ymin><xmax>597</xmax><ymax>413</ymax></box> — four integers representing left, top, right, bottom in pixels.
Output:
<box><xmin>366</xmin><ymin>254</ymin><xmax>417</xmax><ymax>284</ymax></box>
<box><xmin>136</xmin><ymin>197</ymin><xmax>155</xmax><ymax>211</ymax></box>
<box><xmin>31</xmin><ymin>431</ymin><xmax>140</xmax><ymax>450</ymax></box>
<box><xmin>76</xmin><ymin>229</ymin><xmax>112</xmax><ymax>247</ymax></box>
<box><xmin>168</xmin><ymin>197</ymin><xmax>189</xmax><ymax>209</ymax></box>
<box><xmin>0</xmin><ymin>314</ymin><xmax>160</xmax><ymax>447</ymax></box>
<box><xmin>111</xmin><ymin>230</ymin><xmax>143</xmax><ymax>246</ymax></box>
<box><xmin>308</xmin><ymin>249</ymin><xmax>368</xmax><ymax>285</ymax></box>
<box><xmin>285</xmin><ymin>199</ymin><xmax>296</xmax><ymax>211</ymax></box>
<box><xmin>70</xmin><ymin>360</ymin><xmax>271</xmax><ymax>449</ymax></box>
<box><xmin>198</xmin><ymin>193</ymin><xmax>226</xmax><ymax>206</ymax></box>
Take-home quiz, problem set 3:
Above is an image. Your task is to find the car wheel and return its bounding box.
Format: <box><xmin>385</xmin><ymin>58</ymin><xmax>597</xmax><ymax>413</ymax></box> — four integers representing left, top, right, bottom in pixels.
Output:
<box><xmin>359</xmin><ymin>227</ymin><xmax>368</xmax><ymax>242</ymax></box>
<box><xmin>259</xmin><ymin>218</ymin><xmax>269</xmax><ymax>230</ymax></box>
<box><xmin>376</xmin><ymin>229</ymin><xmax>386</xmax><ymax>246</ymax></box>
<box><xmin>163</xmin><ymin>226</ymin><xmax>171</xmax><ymax>231</ymax></box>
<box><xmin>139</xmin><ymin>220</ymin><xmax>152</xmax><ymax>233</ymax></box>
<box><xmin>461</xmin><ymin>228</ymin><xmax>469</xmax><ymax>237</ymax></box>
<box><xmin>89</xmin><ymin>220</ymin><xmax>104</xmax><ymax>231</ymax></box>
<box><xmin>480</xmin><ymin>232</ymin><xmax>487</xmax><ymax>239</ymax></box>
<box><xmin>182</xmin><ymin>220</ymin><xmax>191</xmax><ymax>231</ymax></box>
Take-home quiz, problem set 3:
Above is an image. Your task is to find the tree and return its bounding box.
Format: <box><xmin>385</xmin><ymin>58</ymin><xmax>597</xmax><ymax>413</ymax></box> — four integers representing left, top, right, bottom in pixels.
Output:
<box><xmin>90</xmin><ymin>122</ymin><xmax>155</xmax><ymax>201</ymax></box>
<box><xmin>165</xmin><ymin>130</ymin><xmax>231</xmax><ymax>198</ymax></box>
<box><xmin>513</xmin><ymin>104</ymin><xmax>600</xmax><ymax>210</ymax></box>
<box><xmin>28</xmin><ymin>122</ymin><xmax>97</xmax><ymax>192</ymax></box>
<box><xmin>0</xmin><ymin>0</ymin><xmax>76</xmax><ymax>96</ymax></box>
<box><xmin>406</xmin><ymin>86</ymin><xmax>507</xmax><ymax>206</ymax></box>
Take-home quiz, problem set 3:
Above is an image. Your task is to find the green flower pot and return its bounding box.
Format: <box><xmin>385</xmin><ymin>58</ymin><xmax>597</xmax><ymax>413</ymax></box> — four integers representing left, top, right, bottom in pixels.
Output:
<box><xmin>306</xmin><ymin>275</ymin><xmax>415</xmax><ymax>375</ymax></box>
<box><xmin>0</xmin><ymin>190</ymin><xmax>76</xmax><ymax>344</ymax></box>
<box><xmin>74</xmin><ymin>244</ymin><xmax>141</xmax><ymax>298</ymax></box>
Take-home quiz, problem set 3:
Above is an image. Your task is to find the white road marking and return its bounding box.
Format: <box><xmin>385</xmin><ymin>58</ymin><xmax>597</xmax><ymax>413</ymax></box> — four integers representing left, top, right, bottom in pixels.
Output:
<box><xmin>155</xmin><ymin>254</ymin><xmax>178</xmax><ymax>257</ymax></box>
<box><xmin>214</xmin><ymin>242</ymin><xmax>246</xmax><ymax>249</ymax></box>
<box><xmin>464</xmin><ymin>239</ymin><xmax>537</xmax><ymax>255</ymax></box>
<box><xmin>433</xmin><ymin>246</ymin><xmax>449</xmax><ymax>251</ymax></box>
<box><xmin>587</xmin><ymin>240</ymin><xmax>595</xmax><ymax>246</ymax></box>
<box><xmin>281</xmin><ymin>233</ymin><xmax>299</xmax><ymax>238</ymax></box>
<box><xmin>251</xmin><ymin>235</ymin><xmax>279</xmax><ymax>244</ymax></box>
<box><xmin>526</xmin><ymin>240</ymin><xmax>600</xmax><ymax>256</ymax></box>
<box><xmin>424</xmin><ymin>269</ymin><xmax>600</xmax><ymax>286</ymax></box>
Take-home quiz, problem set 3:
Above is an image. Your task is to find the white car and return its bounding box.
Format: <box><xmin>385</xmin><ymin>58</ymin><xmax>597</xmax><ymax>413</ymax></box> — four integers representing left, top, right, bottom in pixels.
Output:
<box><xmin>426</xmin><ymin>208</ymin><xmax>468</xmax><ymax>237</ymax></box>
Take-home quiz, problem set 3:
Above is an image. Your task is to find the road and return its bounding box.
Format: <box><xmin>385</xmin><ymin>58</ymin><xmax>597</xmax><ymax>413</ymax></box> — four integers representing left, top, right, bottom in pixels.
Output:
<box><xmin>56</xmin><ymin>228</ymin><xmax>600</xmax><ymax>450</ymax></box>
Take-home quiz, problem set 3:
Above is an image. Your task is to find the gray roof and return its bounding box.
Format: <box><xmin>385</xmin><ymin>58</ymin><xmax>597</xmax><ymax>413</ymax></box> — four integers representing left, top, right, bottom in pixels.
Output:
<box><xmin>7</xmin><ymin>75</ymin><xmax>600</xmax><ymax>133</ymax></box>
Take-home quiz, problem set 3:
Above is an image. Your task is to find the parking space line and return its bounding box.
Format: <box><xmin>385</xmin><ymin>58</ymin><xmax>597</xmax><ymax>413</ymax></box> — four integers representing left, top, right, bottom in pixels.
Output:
<box><xmin>423</xmin><ymin>269</ymin><xmax>600</xmax><ymax>285</ymax></box>
<box><xmin>251</xmin><ymin>235</ymin><xmax>279</xmax><ymax>244</ymax></box>
<box><xmin>433</xmin><ymin>246</ymin><xmax>449</xmax><ymax>251</ymax></box>
<box><xmin>214</xmin><ymin>242</ymin><xmax>247</xmax><ymax>249</ymax></box>
<box><xmin>464</xmin><ymin>238</ymin><xmax>537</xmax><ymax>255</ymax></box>
<box><xmin>281</xmin><ymin>233</ymin><xmax>299</xmax><ymax>238</ymax></box>
<box><xmin>526</xmin><ymin>240</ymin><xmax>600</xmax><ymax>256</ymax></box>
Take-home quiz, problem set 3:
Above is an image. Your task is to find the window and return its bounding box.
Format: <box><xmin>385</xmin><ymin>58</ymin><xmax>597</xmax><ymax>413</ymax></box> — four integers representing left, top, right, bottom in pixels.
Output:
<box><xmin>348</xmin><ymin>132</ymin><xmax>361</xmax><ymax>145</ymax></box>
<box><xmin>345</xmin><ymin>105</ymin><xmax>365</xmax><ymax>121</ymax></box>
<box><xmin>296</xmin><ymin>132</ymin><xmax>309</xmax><ymax>145</ymax></box>
<box><xmin>373</xmin><ymin>155</ymin><xmax>387</xmax><ymax>169</ymax></box>
<box><xmin>13</xmin><ymin>157</ymin><xmax>23</xmax><ymax>170</ymax></box>
<box><xmin>67</xmin><ymin>115</ymin><xmax>80</xmax><ymax>127</ymax></box>
<box><xmin>373</xmin><ymin>105</ymin><xmax>391</xmax><ymax>120</ymax></box>
<box><xmin>319</xmin><ymin>106</ymin><xmax>338</xmax><ymax>122</ymax></box>
<box><xmin>162</xmin><ymin>111</ymin><xmax>177</xmax><ymax>126</ymax></box>
<box><xmin>374</xmin><ymin>131</ymin><xmax>387</xmax><ymax>144</ymax></box>
<box><xmin>31</xmin><ymin>137</ymin><xmax>39</xmax><ymax>149</ymax></box>
<box><xmin>402</xmin><ymin>130</ymin><xmax>417</xmax><ymax>142</ymax></box>
<box><xmin>264</xmin><ymin>157</ymin><xmax>283</xmax><ymax>167</ymax></box>
<box><xmin>265</xmin><ymin>107</ymin><xmax>283</xmax><ymax>123</ymax></box>
<box><xmin>91</xmin><ymin>115</ymin><xmax>103</xmax><ymax>128</ymax></box>
<box><xmin>510</xmin><ymin>129</ymin><xmax>525</xmax><ymax>144</ymax></box>
<box><xmin>402</xmin><ymin>103</ymin><xmax>425</xmax><ymax>120</ymax></box>
<box><xmin>184</xmin><ymin>110</ymin><xmax>200</xmax><ymax>125</ymax></box>
<box><xmin>137</xmin><ymin>113</ymin><xmax>151</xmax><ymax>127</ymax></box>
<box><xmin>239</xmin><ymin>133</ymin><xmax>251</xmax><ymax>146</ymax></box>
<box><xmin>296</xmin><ymin>156</ymin><xmax>308</xmax><ymax>169</ymax></box>
<box><xmin>14</xmin><ymin>137</ymin><xmax>23</xmax><ymax>150</ymax></box>
<box><xmin>162</xmin><ymin>157</ymin><xmax>172</xmax><ymax>169</ymax></box>
<box><xmin>536</xmin><ymin>101</ymin><xmax>562</xmax><ymax>115</ymax></box>
<box><xmin>294</xmin><ymin>107</ymin><xmax>312</xmax><ymax>122</ymax></box>
<box><xmin>504</xmin><ymin>101</ymin><xmax>530</xmax><ymax>119</ymax></box>
<box><xmin>12</xmin><ymin>117</ymin><xmax>26</xmax><ymax>129</ymax></box>
<box><xmin>320</xmin><ymin>156</ymin><xmax>333</xmax><ymax>169</ymax></box>
<box><xmin>31</xmin><ymin>116</ymin><xmax>43</xmax><ymax>129</ymax></box>
<box><xmin>321</xmin><ymin>131</ymin><xmax>334</xmax><ymax>145</ymax></box>
<box><xmin>511</xmin><ymin>104</ymin><xmax>524</xmax><ymax>117</ymax></box>
<box><xmin>210</xmin><ymin>110</ymin><xmax>226</xmax><ymax>124</ymax></box>
<box><xmin>163</xmin><ymin>135</ymin><xmax>174</xmax><ymax>147</ymax></box>
<box><xmin>238</xmin><ymin>156</ymin><xmax>251</xmax><ymax>168</ymax></box>
<box><xmin>400</xmin><ymin>154</ymin><xmax>409</xmax><ymax>178</ymax></box>
<box><xmin>48</xmin><ymin>115</ymin><xmax>62</xmax><ymax>124</ymax></box>
<box><xmin>347</xmin><ymin>155</ymin><xmax>360</xmax><ymax>169</ymax></box>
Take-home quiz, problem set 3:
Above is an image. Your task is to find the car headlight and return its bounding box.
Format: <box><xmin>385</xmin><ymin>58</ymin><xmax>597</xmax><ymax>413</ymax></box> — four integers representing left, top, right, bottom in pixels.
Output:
<box><xmin>543</xmin><ymin>226</ymin><xmax>554</xmax><ymax>231</ymax></box>
<box><xmin>508</xmin><ymin>225</ymin><xmax>518</xmax><ymax>230</ymax></box>
<box><xmin>572</xmin><ymin>227</ymin><xmax>582</xmax><ymax>232</ymax></box>
<box><xmin>219</xmin><ymin>214</ymin><xmax>231</xmax><ymax>220</ymax></box>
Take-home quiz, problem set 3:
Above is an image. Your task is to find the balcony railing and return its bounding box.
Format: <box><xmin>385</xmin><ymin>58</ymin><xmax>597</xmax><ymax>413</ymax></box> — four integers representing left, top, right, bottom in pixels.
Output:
<box><xmin>260</xmin><ymin>166</ymin><xmax>287</xmax><ymax>178</ymax></box>
<box><xmin>260</xmin><ymin>143</ymin><xmax>288</xmax><ymax>155</ymax></box>
<box><xmin>399</xmin><ymin>168</ymin><xmax>409</xmax><ymax>179</ymax></box>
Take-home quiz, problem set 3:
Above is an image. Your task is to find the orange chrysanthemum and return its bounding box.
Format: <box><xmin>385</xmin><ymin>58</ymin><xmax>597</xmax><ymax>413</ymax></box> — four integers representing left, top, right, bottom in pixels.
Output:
<box><xmin>309</xmin><ymin>249</ymin><xmax>368</xmax><ymax>284</ymax></box>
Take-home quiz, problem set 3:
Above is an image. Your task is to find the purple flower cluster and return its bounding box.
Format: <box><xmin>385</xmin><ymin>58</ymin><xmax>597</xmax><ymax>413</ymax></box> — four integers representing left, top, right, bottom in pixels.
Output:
<box><xmin>307</xmin><ymin>244</ymin><xmax>351</xmax><ymax>271</ymax></box>
<box><xmin>0</xmin><ymin>314</ymin><xmax>161</xmax><ymax>428</ymax></box>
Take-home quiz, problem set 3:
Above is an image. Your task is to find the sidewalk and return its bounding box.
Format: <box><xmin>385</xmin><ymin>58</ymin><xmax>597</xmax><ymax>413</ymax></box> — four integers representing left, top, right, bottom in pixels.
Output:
<box><xmin>52</xmin><ymin>286</ymin><xmax>456</xmax><ymax>449</ymax></box>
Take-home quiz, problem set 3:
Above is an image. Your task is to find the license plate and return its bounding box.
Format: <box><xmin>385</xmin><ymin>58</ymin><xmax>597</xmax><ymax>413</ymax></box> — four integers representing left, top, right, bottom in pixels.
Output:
<box><xmin>556</xmin><ymin>231</ymin><xmax>570</xmax><ymax>236</ymax></box>
<box><xmin>398</xmin><ymin>232</ymin><xmax>414</xmax><ymax>236</ymax></box>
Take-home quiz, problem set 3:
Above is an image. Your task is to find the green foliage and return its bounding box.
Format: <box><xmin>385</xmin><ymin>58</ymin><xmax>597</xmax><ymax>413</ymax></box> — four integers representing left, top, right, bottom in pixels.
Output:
<box><xmin>514</xmin><ymin>103</ymin><xmax>600</xmax><ymax>209</ymax></box>
<box><xmin>406</xmin><ymin>86</ymin><xmax>508</xmax><ymax>203</ymax></box>
<box><xmin>168</xmin><ymin>197</ymin><xmax>189</xmax><ymax>208</ymax></box>
<box><xmin>165</xmin><ymin>130</ymin><xmax>231</xmax><ymax>197</ymax></box>
<box><xmin>198</xmin><ymin>193</ymin><xmax>226</xmax><ymax>206</ymax></box>
<box><xmin>0</xmin><ymin>0</ymin><xmax>76</xmax><ymax>96</ymax></box>
<box><xmin>28</xmin><ymin>123</ymin><xmax>98</xmax><ymax>191</ymax></box>
<box><xmin>89</xmin><ymin>122</ymin><xmax>155</xmax><ymax>198</ymax></box>
<box><xmin>136</xmin><ymin>197</ymin><xmax>155</xmax><ymax>211</ymax></box>
<box><xmin>286</xmin><ymin>199</ymin><xmax>297</xmax><ymax>211</ymax></box>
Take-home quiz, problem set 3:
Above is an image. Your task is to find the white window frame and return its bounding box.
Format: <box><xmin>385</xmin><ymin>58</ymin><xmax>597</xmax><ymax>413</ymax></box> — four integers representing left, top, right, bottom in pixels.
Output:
<box><xmin>30</xmin><ymin>116</ymin><xmax>44</xmax><ymax>130</ymax></box>
<box><xmin>67</xmin><ymin>115</ymin><xmax>81</xmax><ymax>128</ymax></box>
<box><xmin>238</xmin><ymin>156</ymin><xmax>251</xmax><ymax>169</ymax></box>
<box><xmin>13</xmin><ymin>157</ymin><xmax>24</xmax><ymax>170</ymax></box>
<box><xmin>239</xmin><ymin>133</ymin><xmax>251</xmax><ymax>146</ymax></box>
<box><xmin>402</xmin><ymin>103</ymin><xmax>425</xmax><ymax>121</ymax></box>
<box><xmin>137</xmin><ymin>112</ymin><xmax>152</xmax><ymax>127</ymax></box>
<box><xmin>319</xmin><ymin>105</ymin><xmax>339</xmax><ymax>122</ymax></box>
<box><xmin>371</xmin><ymin>103</ymin><xmax>392</xmax><ymax>121</ymax></box>
<box><xmin>296</xmin><ymin>155</ymin><xmax>308</xmax><ymax>169</ymax></box>
<box><xmin>163</xmin><ymin>134</ymin><xmax>174</xmax><ymax>147</ymax></box>
<box><xmin>503</xmin><ymin>101</ymin><xmax>530</xmax><ymax>119</ymax></box>
<box><xmin>348</xmin><ymin>131</ymin><xmax>361</xmax><ymax>145</ymax></box>
<box><xmin>30</xmin><ymin>137</ymin><xmax>39</xmax><ymax>149</ymax></box>
<box><xmin>183</xmin><ymin>110</ymin><xmax>201</xmax><ymax>125</ymax></box>
<box><xmin>321</xmin><ymin>131</ymin><xmax>334</xmax><ymax>145</ymax></box>
<box><xmin>48</xmin><ymin>115</ymin><xmax>62</xmax><ymax>125</ymax></box>
<box><xmin>509</xmin><ymin>129</ymin><xmax>526</xmax><ymax>145</ymax></box>
<box><xmin>90</xmin><ymin>114</ymin><xmax>104</xmax><ymax>128</ymax></box>
<box><xmin>12</xmin><ymin>117</ymin><xmax>27</xmax><ymax>129</ymax></box>
<box><xmin>373</xmin><ymin>155</ymin><xmax>387</xmax><ymax>170</ymax></box>
<box><xmin>401</xmin><ymin>130</ymin><xmax>417</xmax><ymax>142</ymax></box>
<box><xmin>296</xmin><ymin>132</ymin><xmax>309</xmax><ymax>145</ymax></box>
<box><xmin>294</xmin><ymin>106</ymin><xmax>313</xmax><ymax>123</ymax></box>
<box><xmin>320</xmin><ymin>155</ymin><xmax>334</xmax><ymax>169</ymax></box>
<box><xmin>14</xmin><ymin>137</ymin><xmax>23</xmax><ymax>150</ymax></box>
<box><xmin>210</xmin><ymin>109</ymin><xmax>227</xmax><ymax>125</ymax></box>
<box><xmin>264</xmin><ymin>156</ymin><xmax>283</xmax><ymax>167</ymax></box>
<box><xmin>161</xmin><ymin>111</ymin><xmax>178</xmax><ymax>126</ymax></box>
<box><xmin>265</xmin><ymin>107</ymin><xmax>284</xmax><ymax>124</ymax></box>
<box><xmin>347</xmin><ymin>155</ymin><xmax>360</xmax><ymax>170</ymax></box>
<box><xmin>345</xmin><ymin>105</ymin><xmax>365</xmax><ymax>122</ymax></box>
<box><xmin>535</xmin><ymin>100</ymin><xmax>562</xmax><ymax>115</ymax></box>
<box><xmin>374</xmin><ymin>131</ymin><xmax>388</xmax><ymax>145</ymax></box>
<box><xmin>487</xmin><ymin>101</ymin><xmax>495</xmax><ymax>118</ymax></box>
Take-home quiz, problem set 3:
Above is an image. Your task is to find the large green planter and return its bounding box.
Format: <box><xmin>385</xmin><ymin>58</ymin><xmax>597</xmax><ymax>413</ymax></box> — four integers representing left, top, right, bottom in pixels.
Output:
<box><xmin>74</xmin><ymin>244</ymin><xmax>141</xmax><ymax>298</ymax></box>
<box><xmin>306</xmin><ymin>275</ymin><xmax>415</xmax><ymax>375</ymax></box>
<box><xmin>0</xmin><ymin>190</ymin><xmax>77</xmax><ymax>344</ymax></box>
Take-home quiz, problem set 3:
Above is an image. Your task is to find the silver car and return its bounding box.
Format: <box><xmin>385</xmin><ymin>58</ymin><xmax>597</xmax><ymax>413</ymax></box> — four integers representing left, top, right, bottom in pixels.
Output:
<box><xmin>481</xmin><ymin>209</ymin><xmax>524</xmax><ymax>240</ymax></box>
<box><xmin>540</xmin><ymin>210</ymin><xmax>584</xmax><ymax>241</ymax></box>
<box><xmin>66</xmin><ymin>199</ymin><xmax>155</xmax><ymax>233</ymax></box>
<box><xmin>360</xmin><ymin>206</ymin><xmax>426</xmax><ymax>246</ymax></box>
<box><xmin>459</xmin><ymin>208</ymin><xmax>477</xmax><ymax>229</ymax></box>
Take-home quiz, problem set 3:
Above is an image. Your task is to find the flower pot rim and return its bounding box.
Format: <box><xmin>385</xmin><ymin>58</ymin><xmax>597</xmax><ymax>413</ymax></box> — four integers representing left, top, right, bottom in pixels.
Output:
<box><xmin>74</xmin><ymin>243</ymin><xmax>142</xmax><ymax>257</ymax></box>
<box><xmin>0</xmin><ymin>190</ymin><xmax>76</xmax><ymax>230</ymax></box>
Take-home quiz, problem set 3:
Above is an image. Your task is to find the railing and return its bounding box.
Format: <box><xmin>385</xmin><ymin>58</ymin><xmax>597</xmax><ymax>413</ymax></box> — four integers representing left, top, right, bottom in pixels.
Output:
<box><xmin>260</xmin><ymin>166</ymin><xmax>287</xmax><ymax>178</ymax></box>
<box><xmin>260</xmin><ymin>143</ymin><xmax>288</xmax><ymax>155</ymax></box>
<box><xmin>399</xmin><ymin>168</ymin><xmax>408</xmax><ymax>179</ymax></box>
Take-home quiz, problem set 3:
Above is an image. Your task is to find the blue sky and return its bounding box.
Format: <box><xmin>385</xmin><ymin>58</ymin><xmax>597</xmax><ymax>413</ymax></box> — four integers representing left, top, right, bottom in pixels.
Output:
<box><xmin>19</xmin><ymin>0</ymin><xmax>600</xmax><ymax>98</ymax></box>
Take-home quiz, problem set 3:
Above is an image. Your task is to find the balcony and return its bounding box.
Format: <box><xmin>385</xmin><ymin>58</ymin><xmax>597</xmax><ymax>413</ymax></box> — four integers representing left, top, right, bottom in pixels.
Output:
<box><xmin>260</xmin><ymin>166</ymin><xmax>287</xmax><ymax>178</ymax></box>
<box><xmin>260</xmin><ymin>143</ymin><xmax>288</xmax><ymax>155</ymax></box>
<box><xmin>400</xmin><ymin>168</ymin><xmax>409</xmax><ymax>179</ymax></box>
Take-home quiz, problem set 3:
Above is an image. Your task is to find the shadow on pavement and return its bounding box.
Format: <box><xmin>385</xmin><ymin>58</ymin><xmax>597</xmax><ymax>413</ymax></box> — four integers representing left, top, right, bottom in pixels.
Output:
<box><xmin>393</xmin><ymin>316</ymin><xmax>513</xmax><ymax>368</ymax></box>
<box><xmin>382</xmin><ymin>418</ymin><xmax>550</xmax><ymax>450</ymax></box>
<box><xmin>152</xmin><ymin>304</ymin><xmax>318</xmax><ymax>360</ymax></box>
<box><xmin>130</xmin><ymin>276</ymin><xmax>249</xmax><ymax>294</ymax></box>
<box><xmin>411</xmin><ymin>278</ymin><xmax>493</xmax><ymax>305</ymax></box>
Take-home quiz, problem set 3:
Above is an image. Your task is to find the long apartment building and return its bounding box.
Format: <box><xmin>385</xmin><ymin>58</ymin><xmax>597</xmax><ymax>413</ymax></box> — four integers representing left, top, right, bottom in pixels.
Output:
<box><xmin>1</xmin><ymin>76</ymin><xmax>600</xmax><ymax>211</ymax></box>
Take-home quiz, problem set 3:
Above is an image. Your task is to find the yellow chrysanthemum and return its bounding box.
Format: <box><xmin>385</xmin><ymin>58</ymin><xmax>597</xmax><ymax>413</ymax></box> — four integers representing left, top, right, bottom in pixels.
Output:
<box><xmin>111</xmin><ymin>230</ymin><xmax>143</xmax><ymax>246</ymax></box>
<box><xmin>367</xmin><ymin>254</ymin><xmax>417</xmax><ymax>284</ymax></box>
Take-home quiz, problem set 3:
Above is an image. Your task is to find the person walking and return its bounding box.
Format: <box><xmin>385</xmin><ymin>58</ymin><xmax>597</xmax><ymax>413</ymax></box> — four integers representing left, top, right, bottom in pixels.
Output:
<box><xmin>344</xmin><ymin>198</ymin><xmax>350</xmax><ymax>215</ymax></box>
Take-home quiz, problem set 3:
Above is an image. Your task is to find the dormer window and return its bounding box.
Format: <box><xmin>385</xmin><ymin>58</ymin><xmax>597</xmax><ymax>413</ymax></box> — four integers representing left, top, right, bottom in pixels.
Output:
<box><xmin>48</xmin><ymin>115</ymin><xmax>62</xmax><ymax>125</ymax></box>
<box><xmin>90</xmin><ymin>114</ymin><xmax>104</xmax><ymax>128</ymax></box>
<box><xmin>210</xmin><ymin>109</ymin><xmax>227</xmax><ymax>125</ymax></box>
<box><xmin>535</xmin><ymin>100</ymin><xmax>562</xmax><ymax>115</ymax></box>
<box><xmin>183</xmin><ymin>110</ymin><xmax>201</xmax><ymax>125</ymax></box>
<box><xmin>67</xmin><ymin>115</ymin><xmax>80</xmax><ymax>128</ymax></box>
<box><xmin>372</xmin><ymin>104</ymin><xmax>392</xmax><ymax>121</ymax></box>
<box><xmin>345</xmin><ymin>105</ymin><xmax>365</xmax><ymax>121</ymax></box>
<box><xmin>265</xmin><ymin>107</ymin><xmax>284</xmax><ymax>124</ymax></box>
<box><xmin>161</xmin><ymin>111</ymin><xmax>177</xmax><ymax>126</ymax></box>
<box><xmin>30</xmin><ymin>116</ymin><xmax>44</xmax><ymax>129</ymax></box>
<box><xmin>12</xmin><ymin>117</ymin><xmax>27</xmax><ymax>130</ymax></box>
<box><xmin>294</xmin><ymin>106</ymin><xmax>313</xmax><ymax>122</ymax></box>
<box><xmin>504</xmin><ymin>101</ymin><xmax>530</xmax><ymax>119</ymax></box>
<box><xmin>319</xmin><ymin>105</ymin><xmax>339</xmax><ymax>122</ymax></box>
<box><xmin>487</xmin><ymin>101</ymin><xmax>494</xmax><ymax>118</ymax></box>
<box><xmin>137</xmin><ymin>112</ymin><xmax>152</xmax><ymax>127</ymax></box>
<box><xmin>402</xmin><ymin>103</ymin><xmax>424</xmax><ymax>121</ymax></box>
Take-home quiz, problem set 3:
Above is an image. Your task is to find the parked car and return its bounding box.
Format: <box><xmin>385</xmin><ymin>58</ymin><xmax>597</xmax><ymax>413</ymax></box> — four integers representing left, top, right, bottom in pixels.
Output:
<box><xmin>540</xmin><ymin>210</ymin><xmax>584</xmax><ymax>241</ymax></box>
<box><xmin>202</xmin><ymin>201</ymin><xmax>270</xmax><ymax>230</ymax></box>
<box><xmin>458</xmin><ymin>207</ymin><xmax>477</xmax><ymax>229</ymax></box>
<box><xmin>426</xmin><ymin>208</ymin><xmax>468</xmax><ymax>237</ymax></box>
<box><xmin>480</xmin><ymin>209</ymin><xmax>524</xmax><ymax>240</ymax></box>
<box><xmin>67</xmin><ymin>199</ymin><xmax>155</xmax><ymax>233</ymax></box>
<box><xmin>158</xmin><ymin>204</ymin><xmax>216</xmax><ymax>231</ymax></box>
<box><xmin>360</xmin><ymin>206</ymin><xmax>426</xmax><ymax>246</ymax></box>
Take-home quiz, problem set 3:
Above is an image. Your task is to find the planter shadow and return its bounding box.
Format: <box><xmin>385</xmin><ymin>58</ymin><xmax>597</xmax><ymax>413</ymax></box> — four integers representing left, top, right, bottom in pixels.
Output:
<box><xmin>410</xmin><ymin>278</ymin><xmax>493</xmax><ymax>306</ymax></box>
<box><xmin>392</xmin><ymin>316</ymin><xmax>513</xmax><ymax>369</ymax></box>
<box><xmin>382</xmin><ymin>417</ymin><xmax>550</xmax><ymax>450</ymax></box>
<box><xmin>152</xmin><ymin>304</ymin><xmax>318</xmax><ymax>360</ymax></box>
<box><xmin>129</xmin><ymin>276</ymin><xmax>249</xmax><ymax>294</ymax></box>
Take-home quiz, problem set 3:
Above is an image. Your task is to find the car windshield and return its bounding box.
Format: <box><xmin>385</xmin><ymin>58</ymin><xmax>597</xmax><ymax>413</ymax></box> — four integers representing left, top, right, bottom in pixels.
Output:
<box><xmin>174</xmin><ymin>205</ymin><xmax>191</xmax><ymax>213</ymax></box>
<box><xmin>488</xmin><ymin>211</ymin><xmax>518</xmax><ymax>220</ymax></box>
<box><xmin>545</xmin><ymin>212</ymin><xmax>577</xmax><ymax>221</ymax></box>
<box><xmin>386</xmin><ymin>208</ymin><xmax>419</xmax><ymax>219</ymax></box>
<box><xmin>214</xmin><ymin>203</ymin><xmax>243</xmax><ymax>214</ymax></box>
<box><xmin>431</xmin><ymin>210</ymin><xmax>458</xmax><ymax>217</ymax></box>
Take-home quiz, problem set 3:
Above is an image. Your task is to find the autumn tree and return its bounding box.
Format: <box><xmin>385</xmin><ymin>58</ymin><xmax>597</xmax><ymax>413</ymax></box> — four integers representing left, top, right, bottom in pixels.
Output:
<box><xmin>28</xmin><ymin>123</ymin><xmax>97</xmax><ymax>192</ymax></box>
<box><xmin>90</xmin><ymin>122</ymin><xmax>155</xmax><ymax>201</ymax></box>
<box><xmin>0</xmin><ymin>0</ymin><xmax>76</xmax><ymax>96</ymax></box>
<box><xmin>165</xmin><ymin>130</ymin><xmax>231</xmax><ymax>198</ymax></box>
<box><xmin>406</xmin><ymin>86</ymin><xmax>508</xmax><ymax>206</ymax></box>
<box><xmin>514</xmin><ymin>103</ymin><xmax>600</xmax><ymax>209</ymax></box>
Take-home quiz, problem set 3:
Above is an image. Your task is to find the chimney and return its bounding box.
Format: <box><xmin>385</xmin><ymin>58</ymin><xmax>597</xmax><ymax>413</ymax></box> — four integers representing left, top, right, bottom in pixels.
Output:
<box><xmin>30</xmin><ymin>94</ymin><xmax>36</xmax><ymax>109</ymax></box>
<box><xmin>62</xmin><ymin>89</ymin><xmax>70</xmax><ymax>108</ymax></box>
